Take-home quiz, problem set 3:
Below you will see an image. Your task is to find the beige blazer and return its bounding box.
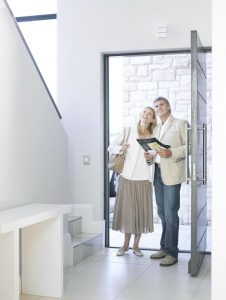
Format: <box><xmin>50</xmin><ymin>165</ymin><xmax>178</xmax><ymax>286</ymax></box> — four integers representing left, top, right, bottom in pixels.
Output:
<box><xmin>153</xmin><ymin>115</ymin><xmax>188</xmax><ymax>185</ymax></box>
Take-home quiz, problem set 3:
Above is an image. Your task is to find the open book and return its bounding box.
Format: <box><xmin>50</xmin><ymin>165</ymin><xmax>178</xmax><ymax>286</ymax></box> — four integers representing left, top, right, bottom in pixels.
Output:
<box><xmin>136</xmin><ymin>137</ymin><xmax>170</xmax><ymax>151</ymax></box>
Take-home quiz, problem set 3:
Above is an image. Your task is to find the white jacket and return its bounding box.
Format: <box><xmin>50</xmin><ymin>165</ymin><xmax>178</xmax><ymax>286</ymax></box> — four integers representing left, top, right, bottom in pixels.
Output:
<box><xmin>108</xmin><ymin>127</ymin><xmax>153</xmax><ymax>182</ymax></box>
<box><xmin>153</xmin><ymin>115</ymin><xmax>188</xmax><ymax>185</ymax></box>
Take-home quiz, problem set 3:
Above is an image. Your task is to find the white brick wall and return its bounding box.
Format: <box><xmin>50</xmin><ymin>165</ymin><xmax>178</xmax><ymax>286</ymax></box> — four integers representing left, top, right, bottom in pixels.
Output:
<box><xmin>153</xmin><ymin>70</ymin><xmax>176</xmax><ymax>81</ymax></box>
<box><xmin>137</xmin><ymin>82</ymin><xmax>157</xmax><ymax>90</ymax></box>
<box><xmin>122</xmin><ymin>53</ymin><xmax>212</xmax><ymax>224</ymax></box>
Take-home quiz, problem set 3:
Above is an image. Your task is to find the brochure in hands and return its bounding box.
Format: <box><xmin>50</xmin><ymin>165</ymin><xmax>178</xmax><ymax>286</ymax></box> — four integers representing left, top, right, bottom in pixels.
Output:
<box><xmin>136</xmin><ymin>137</ymin><xmax>170</xmax><ymax>151</ymax></box>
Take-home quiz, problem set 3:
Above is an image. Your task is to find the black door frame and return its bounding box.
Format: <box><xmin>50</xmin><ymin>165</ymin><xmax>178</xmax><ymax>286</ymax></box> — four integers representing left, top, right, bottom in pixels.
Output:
<box><xmin>103</xmin><ymin>47</ymin><xmax>211</xmax><ymax>250</ymax></box>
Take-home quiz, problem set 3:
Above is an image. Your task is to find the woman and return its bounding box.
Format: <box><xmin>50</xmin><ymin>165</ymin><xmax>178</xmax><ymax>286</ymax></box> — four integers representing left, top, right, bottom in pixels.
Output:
<box><xmin>108</xmin><ymin>107</ymin><xmax>156</xmax><ymax>256</ymax></box>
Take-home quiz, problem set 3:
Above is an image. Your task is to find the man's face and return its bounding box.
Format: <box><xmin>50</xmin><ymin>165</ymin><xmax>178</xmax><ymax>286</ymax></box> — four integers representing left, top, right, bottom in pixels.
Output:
<box><xmin>154</xmin><ymin>100</ymin><xmax>171</xmax><ymax>119</ymax></box>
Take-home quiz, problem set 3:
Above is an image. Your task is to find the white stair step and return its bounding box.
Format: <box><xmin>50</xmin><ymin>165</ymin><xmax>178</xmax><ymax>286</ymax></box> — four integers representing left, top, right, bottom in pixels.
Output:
<box><xmin>71</xmin><ymin>233</ymin><xmax>102</xmax><ymax>247</ymax></box>
<box><xmin>72</xmin><ymin>233</ymin><xmax>102</xmax><ymax>264</ymax></box>
<box><xmin>67</xmin><ymin>216</ymin><xmax>81</xmax><ymax>222</ymax></box>
<box><xmin>66</xmin><ymin>215</ymin><xmax>103</xmax><ymax>265</ymax></box>
<box><xmin>68</xmin><ymin>216</ymin><xmax>82</xmax><ymax>238</ymax></box>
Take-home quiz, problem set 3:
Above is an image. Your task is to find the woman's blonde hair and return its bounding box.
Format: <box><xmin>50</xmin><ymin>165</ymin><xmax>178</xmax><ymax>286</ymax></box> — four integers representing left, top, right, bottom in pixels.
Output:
<box><xmin>137</xmin><ymin>106</ymin><xmax>157</xmax><ymax>135</ymax></box>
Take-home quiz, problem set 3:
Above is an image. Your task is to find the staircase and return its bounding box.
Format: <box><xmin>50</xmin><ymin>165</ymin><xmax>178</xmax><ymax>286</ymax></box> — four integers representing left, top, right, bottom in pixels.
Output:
<box><xmin>67</xmin><ymin>216</ymin><xmax>102</xmax><ymax>264</ymax></box>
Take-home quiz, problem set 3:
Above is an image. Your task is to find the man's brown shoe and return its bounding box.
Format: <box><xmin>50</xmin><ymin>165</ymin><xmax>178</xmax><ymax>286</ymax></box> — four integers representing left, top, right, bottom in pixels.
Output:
<box><xmin>160</xmin><ymin>255</ymin><xmax>178</xmax><ymax>266</ymax></box>
<box><xmin>150</xmin><ymin>250</ymin><xmax>166</xmax><ymax>259</ymax></box>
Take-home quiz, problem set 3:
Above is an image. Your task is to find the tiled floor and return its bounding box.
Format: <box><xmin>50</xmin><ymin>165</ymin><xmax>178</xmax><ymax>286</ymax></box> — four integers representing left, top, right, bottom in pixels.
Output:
<box><xmin>20</xmin><ymin>248</ymin><xmax>211</xmax><ymax>300</ymax></box>
<box><xmin>110</xmin><ymin>224</ymin><xmax>212</xmax><ymax>252</ymax></box>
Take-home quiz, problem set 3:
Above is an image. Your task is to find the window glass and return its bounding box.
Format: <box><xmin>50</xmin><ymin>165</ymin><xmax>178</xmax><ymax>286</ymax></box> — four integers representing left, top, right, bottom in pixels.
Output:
<box><xmin>18</xmin><ymin>19</ymin><xmax>57</xmax><ymax>101</ymax></box>
<box><xmin>7</xmin><ymin>0</ymin><xmax>57</xmax><ymax>16</ymax></box>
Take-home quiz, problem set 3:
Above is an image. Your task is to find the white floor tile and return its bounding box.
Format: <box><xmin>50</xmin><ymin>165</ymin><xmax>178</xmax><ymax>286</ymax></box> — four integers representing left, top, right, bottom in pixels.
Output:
<box><xmin>73</xmin><ymin>260</ymin><xmax>149</xmax><ymax>280</ymax></box>
<box><xmin>116</xmin><ymin>289</ymin><xmax>193</xmax><ymax>300</ymax></box>
<box><xmin>97</xmin><ymin>248</ymin><xmax>156</xmax><ymax>265</ymax></box>
<box><xmin>64</xmin><ymin>274</ymin><xmax>127</xmax><ymax>299</ymax></box>
<box><xmin>21</xmin><ymin>248</ymin><xmax>211</xmax><ymax>300</ymax></box>
<box><xmin>36</xmin><ymin>297</ymin><xmax>60</xmax><ymax>300</ymax></box>
<box><xmin>126</xmin><ymin>274</ymin><xmax>202</xmax><ymax>294</ymax></box>
<box><xmin>191</xmin><ymin>292</ymin><xmax>211</xmax><ymax>300</ymax></box>
<box><xmin>62</xmin><ymin>292</ymin><xmax>115</xmax><ymax>300</ymax></box>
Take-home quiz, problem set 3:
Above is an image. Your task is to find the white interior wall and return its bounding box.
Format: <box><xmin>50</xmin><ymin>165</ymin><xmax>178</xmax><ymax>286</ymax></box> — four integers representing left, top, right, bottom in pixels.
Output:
<box><xmin>58</xmin><ymin>0</ymin><xmax>211</xmax><ymax>220</ymax></box>
<box><xmin>0</xmin><ymin>1</ymin><xmax>69</xmax><ymax>210</ymax></box>
<box><xmin>212</xmin><ymin>0</ymin><xmax>226</xmax><ymax>299</ymax></box>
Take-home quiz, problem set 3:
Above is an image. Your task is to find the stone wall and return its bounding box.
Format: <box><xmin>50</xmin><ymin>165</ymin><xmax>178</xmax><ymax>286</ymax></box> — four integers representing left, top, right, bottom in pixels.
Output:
<box><xmin>122</xmin><ymin>53</ymin><xmax>212</xmax><ymax>224</ymax></box>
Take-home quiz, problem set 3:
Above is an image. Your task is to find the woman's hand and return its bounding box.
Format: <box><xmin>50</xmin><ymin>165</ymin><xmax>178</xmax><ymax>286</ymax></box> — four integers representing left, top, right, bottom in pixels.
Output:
<box><xmin>120</xmin><ymin>143</ymin><xmax>130</xmax><ymax>151</ymax></box>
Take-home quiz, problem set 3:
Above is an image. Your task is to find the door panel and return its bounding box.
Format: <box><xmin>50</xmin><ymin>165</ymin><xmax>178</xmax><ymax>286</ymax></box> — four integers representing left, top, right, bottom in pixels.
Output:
<box><xmin>197</xmin><ymin>64</ymin><xmax>207</xmax><ymax>100</ymax></box>
<box><xmin>189</xmin><ymin>30</ymin><xmax>208</xmax><ymax>276</ymax></box>
<box><xmin>197</xmin><ymin>204</ymin><xmax>207</xmax><ymax>242</ymax></box>
<box><xmin>197</xmin><ymin>94</ymin><xmax>206</xmax><ymax>124</ymax></box>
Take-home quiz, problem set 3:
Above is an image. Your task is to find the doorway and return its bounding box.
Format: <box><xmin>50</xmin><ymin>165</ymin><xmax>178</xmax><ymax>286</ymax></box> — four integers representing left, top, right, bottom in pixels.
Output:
<box><xmin>104</xmin><ymin>50</ymin><xmax>212</xmax><ymax>253</ymax></box>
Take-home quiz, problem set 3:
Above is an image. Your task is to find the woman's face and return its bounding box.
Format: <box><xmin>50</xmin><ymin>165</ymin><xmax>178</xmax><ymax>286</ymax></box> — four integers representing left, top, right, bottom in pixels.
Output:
<box><xmin>140</xmin><ymin>107</ymin><xmax>155</xmax><ymax>124</ymax></box>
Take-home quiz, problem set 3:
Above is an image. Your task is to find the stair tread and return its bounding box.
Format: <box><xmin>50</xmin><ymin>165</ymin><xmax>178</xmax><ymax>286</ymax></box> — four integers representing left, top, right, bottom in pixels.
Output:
<box><xmin>68</xmin><ymin>216</ymin><xmax>81</xmax><ymax>222</ymax></box>
<box><xmin>71</xmin><ymin>233</ymin><xmax>102</xmax><ymax>247</ymax></box>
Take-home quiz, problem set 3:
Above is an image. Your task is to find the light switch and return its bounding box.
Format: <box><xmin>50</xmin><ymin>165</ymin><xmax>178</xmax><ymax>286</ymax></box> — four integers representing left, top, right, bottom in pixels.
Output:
<box><xmin>155</xmin><ymin>22</ymin><xmax>168</xmax><ymax>38</ymax></box>
<box><xmin>83</xmin><ymin>155</ymin><xmax>90</xmax><ymax>165</ymax></box>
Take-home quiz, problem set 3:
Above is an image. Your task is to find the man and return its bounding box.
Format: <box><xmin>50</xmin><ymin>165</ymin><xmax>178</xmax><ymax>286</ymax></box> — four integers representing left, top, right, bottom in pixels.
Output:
<box><xmin>145</xmin><ymin>96</ymin><xmax>188</xmax><ymax>266</ymax></box>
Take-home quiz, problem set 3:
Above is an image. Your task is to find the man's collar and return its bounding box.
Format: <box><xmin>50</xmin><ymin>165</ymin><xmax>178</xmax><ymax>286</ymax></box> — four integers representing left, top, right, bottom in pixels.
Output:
<box><xmin>161</xmin><ymin>114</ymin><xmax>172</xmax><ymax>125</ymax></box>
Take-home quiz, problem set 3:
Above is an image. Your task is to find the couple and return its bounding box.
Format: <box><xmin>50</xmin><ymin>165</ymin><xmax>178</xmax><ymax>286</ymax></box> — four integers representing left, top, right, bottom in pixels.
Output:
<box><xmin>108</xmin><ymin>96</ymin><xmax>188</xmax><ymax>266</ymax></box>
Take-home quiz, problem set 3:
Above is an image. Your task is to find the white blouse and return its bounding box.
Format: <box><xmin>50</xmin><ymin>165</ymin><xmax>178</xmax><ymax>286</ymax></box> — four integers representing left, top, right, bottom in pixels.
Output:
<box><xmin>124</xmin><ymin>146</ymin><xmax>148</xmax><ymax>180</ymax></box>
<box><xmin>108</xmin><ymin>127</ymin><xmax>153</xmax><ymax>182</ymax></box>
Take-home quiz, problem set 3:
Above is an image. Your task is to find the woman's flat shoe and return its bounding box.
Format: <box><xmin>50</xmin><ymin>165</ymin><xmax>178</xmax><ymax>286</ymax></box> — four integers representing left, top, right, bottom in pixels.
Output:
<box><xmin>133</xmin><ymin>249</ymin><xmax>143</xmax><ymax>257</ymax></box>
<box><xmin>116</xmin><ymin>247</ymin><xmax>129</xmax><ymax>256</ymax></box>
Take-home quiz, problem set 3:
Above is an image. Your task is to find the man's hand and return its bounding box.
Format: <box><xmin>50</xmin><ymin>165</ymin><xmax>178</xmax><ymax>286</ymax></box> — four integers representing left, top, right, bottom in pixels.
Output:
<box><xmin>156</xmin><ymin>148</ymin><xmax>172</xmax><ymax>158</ymax></box>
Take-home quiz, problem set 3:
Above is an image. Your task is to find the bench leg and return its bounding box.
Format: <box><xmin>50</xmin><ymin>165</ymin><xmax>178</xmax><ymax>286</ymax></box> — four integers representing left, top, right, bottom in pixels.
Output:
<box><xmin>21</xmin><ymin>216</ymin><xmax>63</xmax><ymax>297</ymax></box>
<box><xmin>0</xmin><ymin>230</ymin><xmax>20</xmax><ymax>300</ymax></box>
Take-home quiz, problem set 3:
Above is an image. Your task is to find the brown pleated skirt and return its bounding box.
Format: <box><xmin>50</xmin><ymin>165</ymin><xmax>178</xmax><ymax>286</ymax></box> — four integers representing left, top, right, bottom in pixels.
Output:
<box><xmin>112</xmin><ymin>176</ymin><xmax>154</xmax><ymax>234</ymax></box>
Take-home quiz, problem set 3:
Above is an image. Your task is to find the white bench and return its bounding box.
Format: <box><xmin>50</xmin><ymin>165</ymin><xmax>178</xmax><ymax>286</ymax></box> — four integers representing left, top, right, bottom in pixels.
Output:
<box><xmin>0</xmin><ymin>203</ymin><xmax>71</xmax><ymax>300</ymax></box>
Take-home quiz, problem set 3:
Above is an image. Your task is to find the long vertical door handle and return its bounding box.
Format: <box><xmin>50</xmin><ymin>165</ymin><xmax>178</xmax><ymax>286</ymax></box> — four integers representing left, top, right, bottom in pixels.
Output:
<box><xmin>186</xmin><ymin>123</ymin><xmax>192</xmax><ymax>184</ymax></box>
<box><xmin>197</xmin><ymin>124</ymin><xmax>207</xmax><ymax>184</ymax></box>
<box><xmin>203</xmin><ymin>123</ymin><xmax>207</xmax><ymax>185</ymax></box>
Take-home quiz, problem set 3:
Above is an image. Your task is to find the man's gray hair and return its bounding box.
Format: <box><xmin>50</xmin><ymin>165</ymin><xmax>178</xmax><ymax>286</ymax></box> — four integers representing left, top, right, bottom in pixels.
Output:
<box><xmin>153</xmin><ymin>96</ymin><xmax>171</xmax><ymax>113</ymax></box>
